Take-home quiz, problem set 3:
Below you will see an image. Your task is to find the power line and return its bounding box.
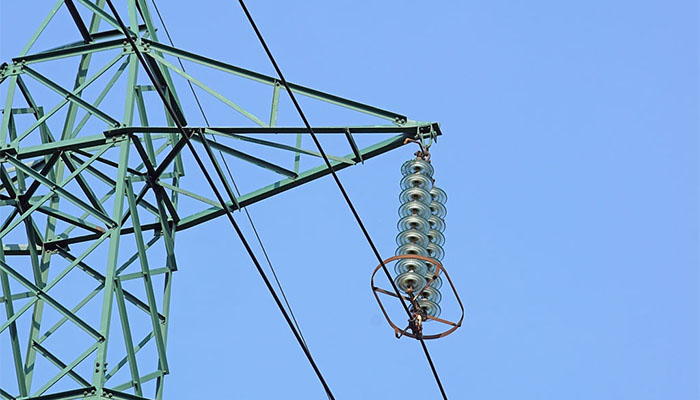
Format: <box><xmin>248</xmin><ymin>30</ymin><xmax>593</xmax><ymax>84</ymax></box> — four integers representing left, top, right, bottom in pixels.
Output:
<box><xmin>235</xmin><ymin>1</ymin><xmax>449</xmax><ymax>398</ymax></box>
<box><xmin>149</xmin><ymin>0</ymin><xmax>307</xmax><ymax>348</ymax></box>
<box><xmin>104</xmin><ymin>2</ymin><xmax>334</xmax><ymax>398</ymax></box>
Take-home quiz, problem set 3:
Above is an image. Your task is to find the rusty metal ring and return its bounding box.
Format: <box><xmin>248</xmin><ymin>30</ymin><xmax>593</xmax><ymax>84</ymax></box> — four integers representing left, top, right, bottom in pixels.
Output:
<box><xmin>371</xmin><ymin>254</ymin><xmax>464</xmax><ymax>340</ymax></box>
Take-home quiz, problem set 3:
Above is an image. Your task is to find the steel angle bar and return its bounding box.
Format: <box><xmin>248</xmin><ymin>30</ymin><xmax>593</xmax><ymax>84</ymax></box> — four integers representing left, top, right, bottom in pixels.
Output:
<box><xmin>0</xmin><ymin>260</ymin><xmax>103</xmax><ymax>340</ymax></box>
<box><xmin>0</xmin><ymin>290</ymin><xmax>33</xmax><ymax>304</ymax></box>
<box><xmin>34</xmin><ymin>206</ymin><xmax>105</xmax><ymax>234</ymax></box>
<box><xmin>0</xmin><ymin>240</ymin><xmax>28</xmax><ymax>397</ymax></box>
<box><xmin>190</xmin><ymin>134</ymin><xmax>297</xmax><ymax>178</ymax></box>
<box><xmin>38</xmin><ymin>24</ymin><xmax>147</xmax><ymax>55</ymax></box>
<box><xmin>157</xmin><ymin>180</ymin><xmax>222</xmax><ymax>209</ymax></box>
<box><xmin>36</xmin><ymin>283</ymin><xmax>104</xmax><ymax>345</ymax></box>
<box><xmin>0</xmin><ymin>75</ymin><xmax>18</xmax><ymax>146</ymax></box>
<box><xmin>64</xmin><ymin>0</ymin><xmax>93</xmax><ymax>43</ymax></box>
<box><xmin>59</xmin><ymin>187</ymin><xmax>115</xmax><ymax>238</ymax></box>
<box><xmin>0</xmin><ymin>164</ymin><xmax>18</xmax><ymax>199</ymax></box>
<box><xmin>115</xmin><ymin>235</ymin><xmax>161</xmax><ymax>276</ymax></box>
<box><xmin>43</xmin><ymin>232</ymin><xmax>110</xmax><ymax>296</ymax></box>
<box><xmin>104</xmin><ymin>331</ymin><xmax>154</xmax><ymax>381</ymax></box>
<box><xmin>114</xmin><ymin>279</ymin><xmax>143</xmax><ymax>397</ymax></box>
<box><xmin>25</xmin><ymin>387</ymin><xmax>95</xmax><ymax>400</ymax></box>
<box><xmin>134</xmin><ymin>88</ymin><xmax>157</xmax><ymax>164</ymax></box>
<box><xmin>72</xmin><ymin>148</ymin><xmax>146</xmax><ymax>177</ymax></box>
<box><xmin>93</xmin><ymin>138</ymin><xmax>129</xmax><ymax>390</ymax></box>
<box><xmin>32</xmin><ymin>341</ymin><xmax>91</xmax><ymax>387</ymax></box>
<box><xmin>102</xmin><ymin>388</ymin><xmax>150</xmax><ymax>400</ymax></box>
<box><xmin>270</xmin><ymin>81</ymin><xmax>281</xmax><ymax>126</ymax></box>
<box><xmin>19</xmin><ymin>39</ymin><xmax>125</xmax><ymax>64</ymax></box>
<box><xmin>17</xmin><ymin>0</ymin><xmax>64</xmax><ymax>57</ymax></box>
<box><xmin>129</xmin><ymin>136</ymin><xmax>180</xmax><ymax>224</ymax></box>
<box><xmin>150</xmin><ymin>53</ymin><xmax>266</xmax><ymax>126</ymax></box>
<box><xmin>109</xmin><ymin>122</ymin><xmax>442</xmax><ymax>135</ymax></box>
<box><xmin>125</xmin><ymin>179</ymin><xmax>169</xmax><ymax>373</ymax></box>
<box><xmin>74</xmin><ymin>0</ymin><xmax>139</xmax><ymax>37</ymax></box>
<box><xmin>177</xmin><ymin>133</ymin><xmax>406</xmax><ymax>230</ymax></box>
<box><xmin>206</xmin><ymin>128</ymin><xmax>355</xmax><ymax>165</ymax></box>
<box><xmin>22</xmin><ymin>66</ymin><xmax>121</xmax><ymax>128</ymax></box>
<box><xmin>118</xmin><ymin>267</ymin><xmax>169</xmax><ymax>282</ymax></box>
<box><xmin>32</xmin><ymin>342</ymin><xmax>99</xmax><ymax>397</ymax></box>
<box><xmin>20</xmin><ymin>150</ymin><xmax>61</xmax><ymax>201</ymax></box>
<box><xmin>110</xmin><ymin>370</ymin><xmax>162</xmax><ymax>392</ymax></box>
<box><xmin>5</xmin><ymin>152</ymin><xmax>117</xmax><ymax>228</ymax></box>
<box><xmin>14</xmin><ymin>133</ymin><xmax>113</xmax><ymax>159</ymax></box>
<box><xmin>0</xmin><ymin>387</ymin><xmax>12</xmax><ymax>400</ymax></box>
<box><xmin>0</xmin><ymin>191</ymin><xmax>54</xmax><ymax>242</ymax></box>
<box><xmin>143</xmin><ymin>38</ymin><xmax>407</xmax><ymax>123</ymax></box>
<box><xmin>344</xmin><ymin>128</ymin><xmax>363</xmax><ymax>163</ymax></box>
<box><xmin>60</xmin><ymin>154</ymin><xmax>109</xmax><ymax>217</ymax></box>
<box><xmin>54</xmin><ymin>247</ymin><xmax>166</xmax><ymax>322</ymax></box>
<box><xmin>14</xmin><ymin>53</ymin><xmax>124</xmax><ymax>143</ymax></box>
<box><xmin>71</xmin><ymin>58</ymin><xmax>131</xmax><ymax>139</ymax></box>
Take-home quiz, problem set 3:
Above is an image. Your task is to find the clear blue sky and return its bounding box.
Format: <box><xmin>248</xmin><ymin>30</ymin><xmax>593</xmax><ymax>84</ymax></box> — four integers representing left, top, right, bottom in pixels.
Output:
<box><xmin>1</xmin><ymin>1</ymin><xmax>698</xmax><ymax>399</ymax></box>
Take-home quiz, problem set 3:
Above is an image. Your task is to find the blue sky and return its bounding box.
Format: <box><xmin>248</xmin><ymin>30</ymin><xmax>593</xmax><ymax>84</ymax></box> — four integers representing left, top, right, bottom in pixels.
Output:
<box><xmin>0</xmin><ymin>1</ymin><xmax>698</xmax><ymax>399</ymax></box>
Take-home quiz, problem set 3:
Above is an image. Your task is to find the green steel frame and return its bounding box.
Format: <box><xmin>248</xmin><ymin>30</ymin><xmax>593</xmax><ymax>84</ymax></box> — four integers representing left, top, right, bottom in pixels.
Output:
<box><xmin>0</xmin><ymin>1</ymin><xmax>441</xmax><ymax>399</ymax></box>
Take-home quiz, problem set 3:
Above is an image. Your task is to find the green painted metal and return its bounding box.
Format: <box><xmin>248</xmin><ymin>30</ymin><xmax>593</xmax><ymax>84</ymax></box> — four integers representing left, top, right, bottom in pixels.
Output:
<box><xmin>0</xmin><ymin>1</ymin><xmax>441</xmax><ymax>399</ymax></box>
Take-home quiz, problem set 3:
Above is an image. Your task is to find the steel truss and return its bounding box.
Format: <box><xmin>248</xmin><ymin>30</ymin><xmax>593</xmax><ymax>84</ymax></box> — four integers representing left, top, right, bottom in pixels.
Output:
<box><xmin>0</xmin><ymin>1</ymin><xmax>441</xmax><ymax>399</ymax></box>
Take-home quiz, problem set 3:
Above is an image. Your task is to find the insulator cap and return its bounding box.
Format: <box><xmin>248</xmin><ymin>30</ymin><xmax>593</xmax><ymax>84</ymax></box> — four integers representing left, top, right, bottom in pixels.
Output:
<box><xmin>401</xmin><ymin>159</ymin><xmax>434</xmax><ymax>177</ymax></box>
<box><xmin>400</xmin><ymin>187</ymin><xmax>432</xmax><ymax>206</ymax></box>
<box><xmin>426</xmin><ymin>242</ymin><xmax>445</xmax><ymax>260</ymax></box>
<box><xmin>395</xmin><ymin>243</ymin><xmax>429</xmax><ymax>257</ymax></box>
<box><xmin>395</xmin><ymin>271</ymin><xmax>427</xmax><ymax>293</ymax></box>
<box><xmin>426</xmin><ymin>275</ymin><xmax>443</xmax><ymax>290</ymax></box>
<box><xmin>428</xmin><ymin>214</ymin><xmax>446</xmax><ymax>232</ymax></box>
<box><xmin>429</xmin><ymin>201</ymin><xmax>447</xmax><ymax>218</ymax></box>
<box><xmin>397</xmin><ymin>215</ymin><xmax>430</xmax><ymax>234</ymax></box>
<box><xmin>400</xmin><ymin>173</ymin><xmax>433</xmax><ymax>191</ymax></box>
<box><xmin>396</xmin><ymin>229</ymin><xmax>429</xmax><ymax>248</ymax></box>
<box><xmin>398</xmin><ymin>201</ymin><xmax>431</xmax><ymax>220</ymax></box>
<box><xmin>394</xmin><ymin>258</ymin><xmax>429</xmax><ymax>276</ymax></box>
<box><xmin>418</xmin><ymin>285</ymin><xmax>442</xmax><ymax>304</ymax></box>
<box><xmin>429</xmin><ymin>186</ymin><xmax>448</xmax><ymax>204</ymax></box>
<box><xmin>427</xmin><ymin>229</ymin><xmax>446</xmax><ymax>246</ymax></box>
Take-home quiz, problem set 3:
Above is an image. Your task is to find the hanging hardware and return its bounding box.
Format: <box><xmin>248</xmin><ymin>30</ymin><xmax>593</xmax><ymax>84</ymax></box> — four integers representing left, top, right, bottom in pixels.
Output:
<box><xmin>371</xmin><ymin>152</ymin><xmax>463</xmax><ymax>340</ymax></box>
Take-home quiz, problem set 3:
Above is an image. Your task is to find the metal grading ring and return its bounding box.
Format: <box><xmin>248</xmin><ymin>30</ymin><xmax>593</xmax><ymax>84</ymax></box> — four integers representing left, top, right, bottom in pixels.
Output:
<box><xmin>371</xmin><ymin>254</ymin><xmax>465</xmax><ymax>340</ymax></box>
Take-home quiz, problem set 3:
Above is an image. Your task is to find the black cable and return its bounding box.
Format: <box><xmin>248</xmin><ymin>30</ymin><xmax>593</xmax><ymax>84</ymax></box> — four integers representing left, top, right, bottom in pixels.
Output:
<box><xmin>149</xmin><ymin>0</ymin><xmax>307</xmax><ymax>347</ymax></box>
<box><xmin>236</xmin><ymin>2</ymin><xmax>449</xmax><ymax>398</ymax></box>
<box><xmin>104</xmin><ymin>2</ymin><xmax>334</xmax><ymax>398</ymax></box>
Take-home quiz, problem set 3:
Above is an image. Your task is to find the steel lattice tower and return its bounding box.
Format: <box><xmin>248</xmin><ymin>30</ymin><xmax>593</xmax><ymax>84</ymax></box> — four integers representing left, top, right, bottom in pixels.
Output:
<box><xmin>0</xmin><ymin>1</ymin><xmax>441</xmax><ymax>399</ymax></box>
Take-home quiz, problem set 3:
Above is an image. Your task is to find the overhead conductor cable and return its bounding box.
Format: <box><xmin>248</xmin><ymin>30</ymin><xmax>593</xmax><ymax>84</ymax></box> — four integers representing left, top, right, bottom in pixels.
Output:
<box><xmin>236</xmin><ymin>1</ymin><xmax>449</xmax><ymax>399</ymax></box>
<box><xmin>149</xmin><ymin>0</ymin><xmax>307</xmax><ymax>347</ymax></box>
<box><xmin>104</xmin><ymin>1</ymin><xmax>335</xmax><ymax>398</ymax></box>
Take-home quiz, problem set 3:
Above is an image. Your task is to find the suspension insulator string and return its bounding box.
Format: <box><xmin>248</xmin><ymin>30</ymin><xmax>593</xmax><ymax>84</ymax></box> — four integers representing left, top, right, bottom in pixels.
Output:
<box><xmin>236</xmin><ymin>1</ymin><xmax>449</xmax><ymax>398</ymax></box>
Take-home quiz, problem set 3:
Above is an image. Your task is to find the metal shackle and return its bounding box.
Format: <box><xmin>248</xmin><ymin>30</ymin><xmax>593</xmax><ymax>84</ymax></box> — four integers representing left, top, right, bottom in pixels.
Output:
<box><xmin>414</xmin><ymin>298</ymin><xmax>441</xmax><ymax>318</ymax></box>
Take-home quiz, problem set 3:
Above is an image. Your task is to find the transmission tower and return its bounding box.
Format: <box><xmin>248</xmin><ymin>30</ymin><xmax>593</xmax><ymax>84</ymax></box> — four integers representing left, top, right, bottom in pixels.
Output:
<box><xmin>0</xmin><ymin>1</ymin><xmax>441</xmax><ymax>399</ymax></box>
